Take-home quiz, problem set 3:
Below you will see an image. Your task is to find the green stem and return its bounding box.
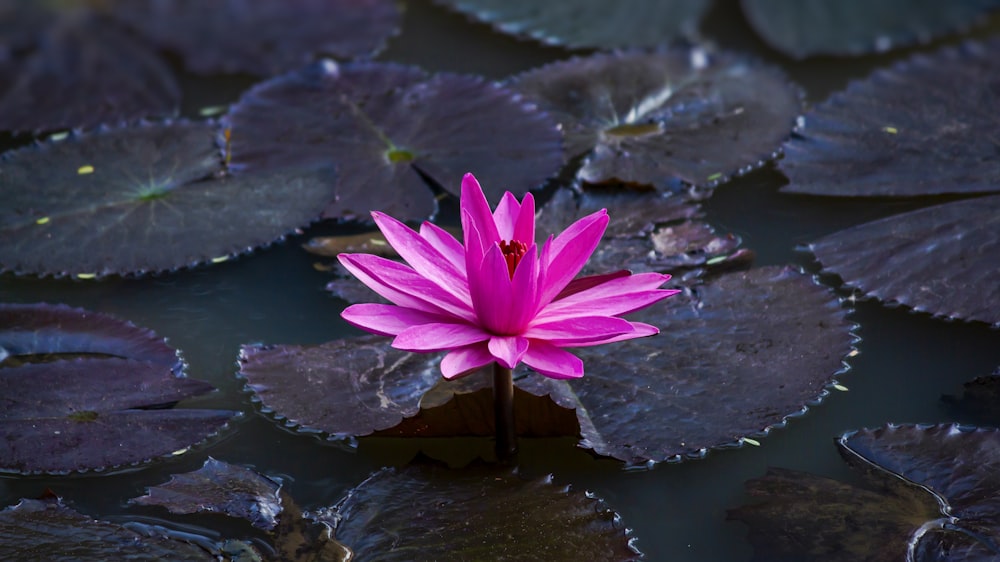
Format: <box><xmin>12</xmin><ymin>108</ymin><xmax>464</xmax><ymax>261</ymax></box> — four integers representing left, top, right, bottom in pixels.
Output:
<box><xmin>493</xmin><ymin>363</ymin><xmax>517</xmax><ymax>462</ymax></box>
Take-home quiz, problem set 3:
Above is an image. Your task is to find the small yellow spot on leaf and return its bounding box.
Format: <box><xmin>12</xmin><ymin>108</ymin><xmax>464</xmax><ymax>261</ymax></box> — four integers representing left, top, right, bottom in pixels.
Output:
<box><xmin>211</xmin><ymin>256</ymin><xmax>229</xmax><ymax>264</ymax></box>
<box><xmin>833</xmin><ymin>384</ymin><xmax>849</xmax><ymax>392</ymax></box>
<box><xmin>743</xmin><ymin>437</ymin><xmax>761</xmax><ymax>447</ymax></box>
<box><xmin>76</xmin><ymin>273</ymin><xmax>97</xmax><ymax>280</ymax></box>
<box><xmin>198</xmin><ymin>105</ymin><xmax>227</xmax><ymax>117</ymax></box>
<box><xmin>35</xmin><ymin>217</ymin><xmax>50</xmax><ymax>225</ymax></box>
<box><xmin>77</xmin><ymin>165</ymin><xmax>95</xmax><ymax>175</ymax></box>
<box><xmin>705</xmin><ymin>255</ymin><xmax>727</xmax><ymax>265</ymax></box>
<box><xmin>170</xmin><ymin>448</ymin><xmax>189</xmax><ymax>456</ymax></box>
<box><xmin>847</xmin><ymin>349</ymin><xmax>859</xmax><ymax>358</ymax></box>
<box><xmin>707</xmin><ymin>172</ymin><xmax>723</xmax><ymax>181</ymax></box>
<box><xmin>50</xmin><ymin>131</ymin><xmax>69</xmax><ymax>141</ymax></box>
<box><xmin>882</xmin><ymin>126</ymin><xmax>898</xmax><ymax>134</ymax></box>
<box><xmin>369</xmin><ymin>239</ymin><xmax>387</xmax><ymax>246</ymax></box>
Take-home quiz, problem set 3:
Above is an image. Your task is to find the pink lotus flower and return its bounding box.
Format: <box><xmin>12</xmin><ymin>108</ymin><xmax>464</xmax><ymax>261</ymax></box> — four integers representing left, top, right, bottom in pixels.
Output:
<box><xmin>338</xmin><ymin>173</ymin><xmax>680</xmax><ymax>380</ymax></box>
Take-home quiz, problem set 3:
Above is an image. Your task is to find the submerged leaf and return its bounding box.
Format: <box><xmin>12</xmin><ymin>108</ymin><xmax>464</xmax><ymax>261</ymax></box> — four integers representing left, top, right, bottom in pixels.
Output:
<box><xmin>0</xmin><ymin>13</ymin><xmax>179</xmax><ymax>133</ymax></box>
<box><xmin>132</xmin><ymin>457</ymin><xmax>282</xmax><ymax>532</ymax></box>
<box><xmin>317</xmin><ymin>464</ymin><xmax>640</xmax><ymax>561</ymax></box>
<box><xmin>781</xmin><ymin>39</ymin><xmax>1000</xmax><ymax>197</ymax></box>
<box><xmin>0</xmin><ymin>121</ymin><xmax>334</xmax><ymax>278</ymax></box>
<box><xmin>0</xmin><ymin>497</ymin><xmax>216</xmax><ymax>560</ymax></box>
<box><xmin>809</xmin><ymin>194</ymin><xmax>1000</xmax><ymax>327</ymax></box>
<box><xmin>433</xmin><ymin>0</ymin><xmax>709</xmax><ymax>50</ymax></box>
<box><xmin>109</xmin><ymin>0</ymin><xmax>401</xmax><ymax>76</ymax></box>
<box><xmin>510</xmin><ymin>49</ymin><xmax>801</xmax><ymax>191</ymax></box>
<box><xmin>224</xmin><ymin>60</ymin><xmax>564</xmax><ymax>222</ymax></box>
<box><xmin>741</xmin><ymin>0</ymin><xmax>1000</xmax><ymax>59</ymax></box>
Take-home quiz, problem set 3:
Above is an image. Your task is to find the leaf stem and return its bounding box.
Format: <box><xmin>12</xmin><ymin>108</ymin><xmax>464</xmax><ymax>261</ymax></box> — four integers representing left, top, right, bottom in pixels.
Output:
<box><xmin>493</xmin><ymin>363</ymin><xmax>517</xmax><ymax>463</ymax></box>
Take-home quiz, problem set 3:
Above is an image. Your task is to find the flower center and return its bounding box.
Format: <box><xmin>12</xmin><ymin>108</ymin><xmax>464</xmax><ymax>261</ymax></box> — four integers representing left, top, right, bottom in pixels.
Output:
<box><xmin>499</xmin><ymin>240</ymin><xmax>527</xmax><ymax>279</ymax></box>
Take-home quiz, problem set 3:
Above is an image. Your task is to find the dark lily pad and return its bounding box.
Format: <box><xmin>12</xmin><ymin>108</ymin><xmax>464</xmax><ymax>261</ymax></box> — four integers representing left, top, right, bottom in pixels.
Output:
<box><xmin>942</xmin><ymin>367</ymin><xmax>1000</xmax><ymax>426</ymax></box>
<box><xmin>0</xmin><ymin>121</ymin><xmax>335</xmax><ymax>278</ymax></box>
<box><xmin>0</xmin><ymin>497</ymin><xmax>216</xmax><ymax>560</ymax></box>
<box><xmin>433</xmin><ymin>0</ymin><xmax>709</xmax><ymax>50</ymax></box>
<box><xmin>741</xmin><ymin>0</ymin><xmax>1000</xmax><ymax>59</ymax></box>
<box><xmin>781</xmin><ymin>39</ymin><xmax>1000</xmax><ymax>197</ymax></box>
<box><xmin>0</xmin><ymin>12</ymin><xmax>179</xmax><ymax>134</ymax></box>
<box><xmin>809</xmin><ymin>194</ymin><xmax>1000</xmax><ymax>327</ymax></box>
<box><xmin>223</xmin><ymin>60</ymin><xmax>564</xmax><ymax>222</ymax></box>
<box><xmin>132</xmin><ymin>457</ymin><xmax>282</xmax><ymax>532</ymax></box>
<box><xmin>316</xmin><ymin>464</ymin><xmax>641</xmax><ymax>561</ymax></box>
<box><xmin>109</xmin><ymin>0</ymin><xmax>401</xmax><ymax>76</ymax></box>
<box><xmin>509</xmin><ymin>49</ymin><xmax>802</xmax><ymax>191</ymax></box>
<box><xmin>0</xmin><ymin>303</ymin><xmax>237</xmax><ymax>474</ymax></box>
<box><xmin>731</xmin><ymin>424</ymin><xmax>1000</xmax><ymax>561</ymax></box>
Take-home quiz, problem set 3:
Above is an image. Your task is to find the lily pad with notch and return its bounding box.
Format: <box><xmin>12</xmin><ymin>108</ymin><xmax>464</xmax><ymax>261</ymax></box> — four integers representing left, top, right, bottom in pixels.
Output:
<box><xmin>432</xmin><ymin>0</ymin><xmax>709</xmax><ymax>50</ymax></box>
<box><xmin>781</xmin><ymin>39</ymin><xmax>1000</xmax><ymax>197</ymax></box>
<box><xmin>108</xmin><ymin>0</ymin><xmax>401</xmax><ymax>76</ymax></box>
<box><xmin>730</xmin><ymin>423</ymin><xmax>1000</xmax><ymax>560</ymax></box>
<box><xmin>314</xmin><ymin>463</ymin><xmax>641</xmax><ymax>561</ymax></box>
<box><xmin>223</xmin><ymin>60</ymin><xmax>564</xmax><ymax>222</ymax></box>
<box><xmin>0</xmin><ymin>303</ymin><xmax>237</xmax><ymax>474</ymax></box>
<box><xmin>509</xmin><ymin>49</ymin><xmax>802</xmax><ymax>192</ymax></box>
<box><xmin>0</xmin><ymin>120</ymin><xmax>335</xmax><ymax>278</ymax></box>
<box><xmin>741</xmin><ymin>0</ymin><xmax>1000</xmax><ymax>59</ymax></box>
<box><xmin>0</xmin><ymin>12</ymin><xmax>180</xmax><ymax>134</ymax></box>
<box><xmin>808</xmin><ymin>194</ymin><xmax>1000</xmax><ymax>327</ymax></box>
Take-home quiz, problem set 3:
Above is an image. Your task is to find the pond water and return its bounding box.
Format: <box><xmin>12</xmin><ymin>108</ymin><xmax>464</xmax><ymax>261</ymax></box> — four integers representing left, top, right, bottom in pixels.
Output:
<box><xmin>2</xmin><ymin>3</ymin><xmax>1000</xmax><ymax>561</ymax></box>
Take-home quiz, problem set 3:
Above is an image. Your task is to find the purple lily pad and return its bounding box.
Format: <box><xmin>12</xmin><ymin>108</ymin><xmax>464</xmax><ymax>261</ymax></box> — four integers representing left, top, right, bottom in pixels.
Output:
<box><xmin>741</xmin><ymin>0</ymin><xmax>1000</xmax><ymax>59</ymax></box>
<box><xmin>223</xmin><ymin>60</ymin><xmax>564</xmax><ymax>222</ymax></box>
<box><xmin>0</xmin><ymin>303</ymin><xmax>237</xmax><ymax>474</ymax></box>
<box><xmin>432</xmin><ymin>0</ymin><xmax>709</xmax><ymax>50</ymax></box>
<box><xmin>0</xmin><ymin>497</ymin><xmax>216</xmax><ymax>560</ymax></box>
<box><xmin>509</xmin><ymin>49</ymin><xmax>802</xmax><ymax>191</ymax></box>
<box><xmin>809</xmin><ymin>194</ymin><xmax>1000</xmax><ymax>327</ymax></box>
<box><xmin>131</xmin><ymin>457</ymin><xmax>282</xmax><ymax>532</ymax></box>
<box><xmin>109</xmin><ymin>0</ymin><xmax>401</xmax><ymax>76</ymax></box>
<box><xmin>0</xmin><ymin>12</ymin><xmax>179</xmax><ymax>134</ymax></box>
<box><xmin>731</xmin><ymin>424</ymin><xmax>1000</xmax><ymax>560</ymax></box>
<box><xmin>781</xmin><ymin>39</ymin><xmax>1000</xmax><ymax>197</ymax></box>
<box><xmin>316</xmin><ymin>464</ymin><xmax>641</xmax><ymax>561</ymax></box>
<box><xmin>0</xmin><ymin>121</ymin><xmax>335</xmax><ymax>278</ymax></box>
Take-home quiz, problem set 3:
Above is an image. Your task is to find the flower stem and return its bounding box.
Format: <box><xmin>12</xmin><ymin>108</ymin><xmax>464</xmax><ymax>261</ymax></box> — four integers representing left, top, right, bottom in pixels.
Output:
<box><xmin>493</xmin><ymin>363</ymin><xmax>517</xmax><ymax>462</ymax></box>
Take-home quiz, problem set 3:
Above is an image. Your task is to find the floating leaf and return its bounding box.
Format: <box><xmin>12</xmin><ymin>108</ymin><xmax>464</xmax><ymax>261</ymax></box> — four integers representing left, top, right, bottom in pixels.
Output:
<box><xmin>316</xmin><ymin>464</ymin><xmax>641</xmax><ymax>561</ymax></box>
<box><xmin>510</xmin><ymin>49</ymin><xmax>801</xmax><ymax>190</ymax></box>
<box><xmin>781</xmin><ymin>39</ymin><xmax>1000</xmax><ymax>196</ymax></box>
<box><xmin>433</xmin><ymin>0</ymin><xmax>709</xmax><ymax>50</ymax></box>
<box><xmin>0</xmin><ymin>121</ymin><xmax>335</xmax><ymax>278</ymax></box>
<box><xmin>0</xmin><ymin>303</ymin><xmax>237</xmax><ymax>474</ymax></box>
<box><xmin>741</xmin><ymin>0</ymin><xmax>1000</xmax><ymax>59</ymax></box>
<box><xmin>0</xmin><ymin>13</ymin><xmax>179</xmax><ymax>133</ymax></box>
<box><xmin>809</xmin><ymin>194</ymin><xmax>1000</xmax><ymax>327</ymax></box>
<box><xmin>223</xmin><ymin>60</ymin><xmax>564</xmax><ymax>222</ymax></box>
<box><xmin>132</xmin><ymin>457</ymin><xmax>282</xmax><ymax>532</ymax></box>
<box><xmin>0</xmin><ymin>497</ymin><xmax>217</xmax><ymax>560</ymax></box>
<box><xmin>109</xmin><ymin>0</ymin><xmax>402</xmax><ymax>76</ymax></box>
<box><xmin>731</xmin><ymin>424</ymin><xmax>1000</xmax><ymax>561</ymax></box>
<box><xmin>942</xmin><ymin>367</ymin><xmax>1000</xmax><ymax>426</ymax></box>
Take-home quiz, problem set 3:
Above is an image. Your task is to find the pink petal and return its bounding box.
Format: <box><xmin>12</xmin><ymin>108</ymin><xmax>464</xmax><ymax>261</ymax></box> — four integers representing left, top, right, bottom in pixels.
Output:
<box><xmin>555</xmin><ymin>270</ymin><xmax>631</xmax><ymax>300</ymax></box>
<box><xmin>571</xmin><ymin>322</ymin><xmax>660</xmax><ymax>347</ymax></box>
<box><xmin>508</xmin><ymin>244</ymin><xmax>540</xmax><ymax>331</ymax></box>
<box><xmin>493</xmin><ymin>191</ymin><xmax>521</xmax><ymax>241</ymax></box>
<box><xmin>419</xmin><ymin>222</ymin><xmax>466</xmax><ymax>273</ymax></box>
<box><xmin>537</xmin><ymin>210</ymin><xmax>609</xmax><ymax>306</ymax></box>
<box><xmin>488</xmin><ymin>336</ymin><xmax>529</xmax><ymax>368</ymax></box>
<box><xmin>524</xmin><ymin>316</ymin><xmax>634</xmax><ymax>346</ymax></box>
<box><xmin>373</xmin><ymin>211</ymin><xmax>469</xmax><ymax>302</ymax></box>
<box><xmin>513</xmin><ymin>192</ymin><xmax>535</xmax><ymax>244</ymax></box>
<box><xmin>462</xmin><ymin>209</ymin><xmax>486</xmax><ymax>286</ymax></box>
<box><xmin>440</xmin><ymin>342</ymin><xmax>495</xmax><ymax>380</ymax></box>
<box><xmin>522</xmin><ymin>340</ymin><xmax>584</xmax><ymax>379</ymax></box>
<box><xmin>468</xmin><ymin>243</ymin><xmax>510</xmax><ymax>333</ymax></box>
<box><xmin>338</xmin><ymin>253</ymin><xmax>474</xmax><ymax>321</ymax></box>
<box><xmin>461</xmin><ymin>173</ymin><xmax>500</xmax><ymax>252</ymax></box>
<box><xmin>393</xmin><ymin>322</ymin><xmax>490</xmax><ymax>352</ymax></box>
<box><xmin>340</xmin><ymin>304</ymin><xmax>452</xmax><ymax>336</ymax></box>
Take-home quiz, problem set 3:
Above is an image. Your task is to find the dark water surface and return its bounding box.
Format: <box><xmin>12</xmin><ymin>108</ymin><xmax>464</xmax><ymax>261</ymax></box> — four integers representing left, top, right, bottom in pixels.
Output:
<box><xmin>3</xmin><ymin>3</ymin><xmax>1000</xmax><ymax>561</ymax></box>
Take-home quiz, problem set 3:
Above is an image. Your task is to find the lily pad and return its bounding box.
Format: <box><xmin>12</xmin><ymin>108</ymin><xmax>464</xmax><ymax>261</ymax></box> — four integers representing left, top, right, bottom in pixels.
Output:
<box><xmin>0</xmin><ymin>303</ymin><xmax>237</xmax><ymax>474</ymax></box>
<box><xmin>223</xmin><ymin>60</ymin><xmax>564</xmax><ymax>222</ymax></box>
<box><xmin>942</xmin><ymin>367</ymin><xmax>1000</xmax><ymax>426</ymax></box>
<box><xmin>132</xmin><ymin>457</ymin><xmax>282</xmax><ymax>532</ymax></box>
<box><xmin>0</xmin><ymin>497</ymin><xmax>216</xmax><ymax>561</ymax></box>
<box><xmin>315</xmin><ymin>464</ymin><xmax>641</xmax><ymax>560</ymax></box>
<box><xmin>809</xmin><ymin>194</ymin><xmax>1000</xmax><ymax>327</ymax></box>
<box><xmin>509</xmin><ymin>49</ymin><xmax>802</xmax><ymax>191</ymax></box>
<box><xmin>741</xmin><ymin>0</ymin><xmax>1000</xmax><ymax>59</ymax></box>
<box><xmin>731</xmin><ymin>424</ymin><xmax>1000</xmax><ymax>561</ymax></box>
<box><xmin>0</xmin><ymin>121</ymin><xmax>335</xmax><ymax>278</ymax></box>
<box><xmin>781</xmin><ymin>39</ymin><xmax>1000</xmax><ymax>197</ymax></box>
<box><xmin>433</xmin><ymin>0</ymin><xmax>709</xmax><ymax>50</ymax></box>
<box><xmin>109</xmin><ymin>0</ymin><xmax>401</xmax><ymax>76</ymax></box>
<box><xmin>0</xmin><ymin>12</ymin><xmax>179</xmax><ymax>134</ymax></box>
